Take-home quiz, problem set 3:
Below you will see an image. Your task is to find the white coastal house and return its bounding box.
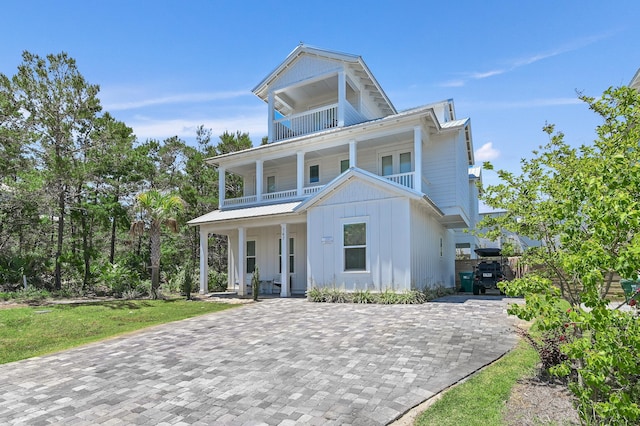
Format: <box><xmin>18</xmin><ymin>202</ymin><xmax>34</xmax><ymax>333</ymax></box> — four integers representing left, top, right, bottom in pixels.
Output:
<box><xmin>188</xmin><ymin>45</ymin><xmax>480</xmax><ymax>296</ymax></box>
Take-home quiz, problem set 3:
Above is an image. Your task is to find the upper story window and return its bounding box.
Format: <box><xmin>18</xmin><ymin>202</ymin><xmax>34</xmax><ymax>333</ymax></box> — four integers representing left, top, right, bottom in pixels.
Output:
<box><xmin>400</xmin><ymin>152</ymin><xmax>412</xmax><ymax>173</ymax></box>
<box><xmin>267</xmin><ymin>176</ymin><xmax>276</xmax><ymax>193</ymax></box>
<box><xmin>340</xmin><ymin>159</ymin><xmax>349</xmax><ymax>173</ymax></box>
<box><xmin>309</xmin><ymin>165</ymin><xmax>320</xmax><ymax>184</ymax></box>
<box><xmin>380</xmin><ymin>151</ymin><xmax>412</xmax><ymax>176</ymax></box>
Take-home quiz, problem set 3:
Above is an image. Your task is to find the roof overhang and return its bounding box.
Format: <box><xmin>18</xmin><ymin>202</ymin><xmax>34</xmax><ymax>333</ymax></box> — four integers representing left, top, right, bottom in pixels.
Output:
<box><xmin>206</xmin><ymin>103</ymin><xmax>472</xmax><ymax>169</ymax></box>
<box><xmin>251</xmin><ymin>44</ymin><xmax>396</xmax><ymax>116</ymax></box>
<box><xmin>187</xmin><ymin>201</ymin><xmax>304</xmax><ymax>231</ymax></box>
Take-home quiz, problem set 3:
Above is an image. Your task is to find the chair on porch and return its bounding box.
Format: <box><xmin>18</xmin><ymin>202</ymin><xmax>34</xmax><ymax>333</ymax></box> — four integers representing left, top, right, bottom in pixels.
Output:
<box><xmin>272</xmin><ymin>275</ymin><xmax>291</xmax><ymax>294</ymax></box>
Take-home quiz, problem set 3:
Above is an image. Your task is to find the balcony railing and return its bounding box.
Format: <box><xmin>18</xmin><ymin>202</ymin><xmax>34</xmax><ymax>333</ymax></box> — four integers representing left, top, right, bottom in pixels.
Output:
<box><xmin>272</xmin><ymin>101</ymin><xmax>368</xmax><ymax>142</ymax></box>
<box><xmin>384</xmin><ymin>172</ymin><xmax>415</xmax><ymax>189</ymax></box>
<box><xmin>221</xmin><ymin>172</ymin><xmax>416</xmax><ymax>209</ymax></box>
<box><xmin>273</xmin><ymin>104</ymin><xmax>338</xmax><ymax>142</ymax></box>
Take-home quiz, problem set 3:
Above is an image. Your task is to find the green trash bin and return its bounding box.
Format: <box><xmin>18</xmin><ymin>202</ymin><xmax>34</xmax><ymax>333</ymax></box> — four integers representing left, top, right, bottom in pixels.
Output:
<box><xmin>459</xmin><ymin>272</ymin><xmax>474</xmax><ymax>293</ymax></box>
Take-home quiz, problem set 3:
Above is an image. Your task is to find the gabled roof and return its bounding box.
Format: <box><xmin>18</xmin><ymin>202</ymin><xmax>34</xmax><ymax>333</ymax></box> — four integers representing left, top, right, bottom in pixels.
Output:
<box><xmin>252</xmin><ymin>44</ymin><xmax>396</xmax><ymax>116</ymax></box>
<box><xmin>295</xmin><ymin>167</ymin><xmax>443</xmax><ymax>217</ymax></box>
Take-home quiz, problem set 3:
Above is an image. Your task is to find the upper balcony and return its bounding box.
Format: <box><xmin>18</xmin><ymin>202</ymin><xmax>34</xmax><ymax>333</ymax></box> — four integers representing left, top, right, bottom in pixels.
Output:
<box><xmin>221</xmin><ymin>171</ymin><xmax>416</xmax><ymax>209</ymax></box>
<box><xmin>272</xmin><ymin>101</ymin><xmax>368</xmax><ymax>143</ymax></box>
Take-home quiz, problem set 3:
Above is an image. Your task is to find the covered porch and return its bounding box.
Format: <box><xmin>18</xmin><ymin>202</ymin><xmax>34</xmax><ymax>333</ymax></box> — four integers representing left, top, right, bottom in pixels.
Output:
<box><xmin>189</xmin><ymin>203</ymin><xmax>307</xmax><ymax>297</ymax></box>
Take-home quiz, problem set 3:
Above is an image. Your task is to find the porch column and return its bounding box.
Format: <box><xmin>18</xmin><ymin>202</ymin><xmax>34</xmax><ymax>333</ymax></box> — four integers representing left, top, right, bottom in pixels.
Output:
<box><xmin>349</xmin><ymin>139</ymin><xmax>357</xmax><ymax>168</ymax></box>
<box><xmin>267</xmin><ymin>91</ymin><xmax>274</xmax><ymax>142</ymax></box>
<box><xmin>414</xmin><ymin>126</ymin><xmax>422</xmax><ymax>193</ymax></box>
<box><xmin>199</xmin><ymin>229</ymin><xmax>208</xmax><ymax>294</ymax></box>
<box><xmin>256</xmin><ymin>160</ymin><xmax>263</xmax><ymax>202</ymax></box>
<box><xmin>280</xmin><ymin>223</ymin><xmax>290</xmax><ymax>297</ymax></box>
<box><xmin>296</xmin><ymin>151</ymin><xmax>305</xmax><ymax>196</ymax></box>
<box><xmin>337</xmin><ymin>71</ymin><xmax>346</xmax><ymax>127</ymax></box>
<box><xmin>218</xmin><ymin>166</ymin><xmax>226</xmax><ymax>208</ymax></box>
<box><xmin>238</xmin><ymin>227</ymin><xmax>246</xmax><ymax>296</ymax></box>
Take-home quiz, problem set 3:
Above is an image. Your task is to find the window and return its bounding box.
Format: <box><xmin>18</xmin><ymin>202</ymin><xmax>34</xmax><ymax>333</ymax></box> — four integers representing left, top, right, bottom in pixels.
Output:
<box><xmin>246</xmin><ymin>240</ymin><xmax>256</xmax><ymax>273</ymax></box>
<box><xmin>309</xmin><ymin>165</ymin><xmax>319</xmax><ymax>183</ymax></box>
<box><xmin>340</xmin><ymin>159</ymin><xmax>350</xmax><ymax>173</ymax></box>
<box><xmin>400</xmin><ymin>152</ymin><xmax>412</xmax><ymax>173</ymax></box>
<box><xmin>344</xmin><ymin>223</ymin><xmax>366</xmax><ymax>271</ymax></box>
<box><xmin>380</xmin><ymin>151</ymin><xmax>413</xmax><ymax>176</ymax></box>
<box><xmin>381</xmin><ymin>155</ymin><xmax>393</xmax><ymax>176</ymax></box>
<box><xmin>278</xmin><ymin>238</ymin><xmax>294</xmax><ymax>273</ymax></box>
<box><xmin>267</xmin><ymin>176</ymin><xmax>275</xmax><ymax>193</ymax></box>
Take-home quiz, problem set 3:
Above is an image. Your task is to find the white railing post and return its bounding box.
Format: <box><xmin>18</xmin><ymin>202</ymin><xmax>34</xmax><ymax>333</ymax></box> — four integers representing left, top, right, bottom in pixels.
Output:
<box><xmin>238</xmin><ymin>227</ymin><xmax>246</xmax><ymax>297</ymax></box>
<box><xmin>338</xmin><ymin>72</ymin><xmax>345</xmax><ymax>127</ymax></box>
<box><xmin>256</xmin><ymin>160</ymin><xmax>263</xmax><ymax>202</ymax></box>
<box><xmin>414</xmin><ymin>126</ymin><xmax>422</xmax><ymax>194</ymax></box>
<box><xmin>268</xmin><ymin>92</ymin><xmax>274</xmax><ymax>143</ymax></box>
<box><xmin>280</xmin><ymin>223</ymin><xmax>290</xmax><ymax>297</ymax></box>
<box><xmin>297</xmin><ymin>152</ymin><xmax>305</xmax><ymax>196</ymax></box>
<box><xmin>199</xmin><ymin>229</ymin><xmax>208</xmax><ymax>294</ymax></box>
<box><xmin>349</xmin><ymin>140</ymin><xmax>357</xmax><ymax>168</ymax></box>
<box><xmin>218</xmin><ymin>166</ymin><xmax>226</xmax><ymax>208</ymax></box>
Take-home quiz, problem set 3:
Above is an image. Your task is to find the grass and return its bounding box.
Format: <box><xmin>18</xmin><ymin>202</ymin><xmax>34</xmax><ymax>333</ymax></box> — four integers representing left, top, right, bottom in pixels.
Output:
<box><xmin>0</xmin><ymin>299</ymin><xmax>238</xmax><ymax>364</ymax></box>
<box><xmin>415</xmin><ymin>339</ymin><xmax>539</xmax><ymax>426</ymax></box>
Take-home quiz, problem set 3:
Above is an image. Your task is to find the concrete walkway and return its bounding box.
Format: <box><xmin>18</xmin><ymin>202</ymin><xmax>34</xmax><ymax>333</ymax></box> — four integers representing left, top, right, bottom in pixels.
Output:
<box><xmin>0</xmin><ymin>296</ymin><xmax>519</xmax><ymax>425</ymax></box>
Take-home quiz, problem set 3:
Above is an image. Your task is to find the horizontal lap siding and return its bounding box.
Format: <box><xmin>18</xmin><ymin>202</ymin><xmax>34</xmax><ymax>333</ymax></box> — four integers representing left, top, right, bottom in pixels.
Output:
<box><xmin>423</xmin><ymin>132</ymin><xmax>457</xmax><ymax>208</ymax></box>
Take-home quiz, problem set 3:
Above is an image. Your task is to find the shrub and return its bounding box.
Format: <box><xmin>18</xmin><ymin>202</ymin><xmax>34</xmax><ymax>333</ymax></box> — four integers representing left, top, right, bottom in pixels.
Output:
<box><xmin>251</xmin><ymin>266</ymin><xmax>260</xmax><ymax>301</ymax></box>
<box><xmin>208</xmin><ymin>270</ymin><xmax>228</xmax><ymax>292</ymax></box>
<box><xmin>352</xmin><ymin>289</ymin><xmax>374</xmax><ymax>304</ymax></box>
<box><xmin>100</xmin><ymin>263</ymin><xmax>141</xmax><ymax>298</ymax></box>
<box><xmin>307</xmin><ymin>287</ymin><xmax>427</xmax><ymax>304</ymax></box>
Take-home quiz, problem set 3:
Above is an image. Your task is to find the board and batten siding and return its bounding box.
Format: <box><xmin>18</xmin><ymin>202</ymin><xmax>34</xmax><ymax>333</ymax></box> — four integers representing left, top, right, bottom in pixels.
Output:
<box><xmin>306</xmin><ymin>180</ymin><xmax>412</xmax><ymax>291</ymax></box>
<box><xmin>410</xmin><ymin>201</ymin><xmax>456</xmax><ymax>289</ymax></box>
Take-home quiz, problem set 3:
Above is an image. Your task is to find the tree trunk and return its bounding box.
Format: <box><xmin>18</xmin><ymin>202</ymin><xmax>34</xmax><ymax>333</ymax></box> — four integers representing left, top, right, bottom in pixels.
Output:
<box><xmin>150</xmin><ymin>220</ymin><xmax>161</xmax><ymax>298</ymax></box>
<box><xmin>109</xmin><ymin>190</ymin><xmax>119</xmax><ymax>264</ymax></box>
<box><xmin>54</xmin><ymin>189</ymin><xmax>65</xmax><ymax>291</ymax></box>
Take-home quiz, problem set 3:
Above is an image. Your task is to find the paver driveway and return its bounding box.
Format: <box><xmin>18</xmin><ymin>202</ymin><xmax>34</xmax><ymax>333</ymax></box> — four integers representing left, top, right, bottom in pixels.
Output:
<box><xmin>0</xmin><ymin>296</ymin><xmax>519</xmax><ymax>425</ymax></box>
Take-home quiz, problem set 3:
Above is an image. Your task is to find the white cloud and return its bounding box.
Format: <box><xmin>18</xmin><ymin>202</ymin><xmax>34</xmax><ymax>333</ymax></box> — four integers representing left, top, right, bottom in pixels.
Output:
<box><xmin>127</xmin><ymin>113</ymin><xmax>267</xmax><ymax>144</ymax></box>
<box><xmin>439</xmin><ymin>31</ymin><xmax>614</xmax><ymax>87</ymax></box>
<box><xmin>103</xmin><ymin>90</ymin><xmax>251</xmax><ymax>111</ymax></box>
<box><xmin>474</xmin><ymin>142</ymin><xmax>500</xmax><ymax>161</ymax></box>
<box><xmin>458</xmin><ymin>97</ymin><xmax>582</xmax><ymax>110</ymax></box>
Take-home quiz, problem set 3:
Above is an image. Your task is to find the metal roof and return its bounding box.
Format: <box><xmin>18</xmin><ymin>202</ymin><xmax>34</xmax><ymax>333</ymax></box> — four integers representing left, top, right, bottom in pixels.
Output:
<box><xmin>187</xmin><ymin>202</ymin><xmax>301</xmax><ymax>226</ymax></box>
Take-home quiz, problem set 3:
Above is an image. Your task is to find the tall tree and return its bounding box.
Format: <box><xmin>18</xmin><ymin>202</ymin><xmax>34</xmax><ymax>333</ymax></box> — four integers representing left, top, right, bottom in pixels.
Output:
<box><xmin>3</xmin><ymin>51</ymin><xmax>101</xmax><ymax>289</ymax></box>
<box><xmin>479</xmin><ymin>86</ymin><xmax>640</xmax><ymax>424</ymax></box>
<box><xmin>130</xmin><ymin>190</ymin><xmax>184</xmax><ymax>298</ymax></box>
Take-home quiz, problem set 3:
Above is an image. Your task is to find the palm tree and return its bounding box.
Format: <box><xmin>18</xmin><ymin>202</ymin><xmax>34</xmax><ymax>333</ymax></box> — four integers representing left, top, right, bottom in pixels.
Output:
<box><xmin>130</xmin><ymin>190</ymin><xmax>185</xmax><ymax>299</ymax></box>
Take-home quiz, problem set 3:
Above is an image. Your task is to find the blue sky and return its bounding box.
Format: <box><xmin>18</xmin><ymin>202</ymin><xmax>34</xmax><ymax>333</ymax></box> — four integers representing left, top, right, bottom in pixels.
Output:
<box><xmin>1</xmin><ymin>1</ymin><xmax>639</xmax><ymax>193</ymax></box>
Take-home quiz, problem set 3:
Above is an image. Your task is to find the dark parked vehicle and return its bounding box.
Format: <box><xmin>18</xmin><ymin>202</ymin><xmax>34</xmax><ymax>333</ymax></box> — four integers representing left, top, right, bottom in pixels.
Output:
<box><xmin>473</xmin><ymin>248</ymin><xmax>505</xmax><ymax>295</ymax></box>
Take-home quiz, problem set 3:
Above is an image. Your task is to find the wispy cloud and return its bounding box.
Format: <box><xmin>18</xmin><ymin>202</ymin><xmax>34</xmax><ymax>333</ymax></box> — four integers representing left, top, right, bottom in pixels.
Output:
<box><xmin>103</xmin><ymin>90</ymin><xmax>251</xmax><ymax>111</ymax></box>
<box><xmin>459</xmin><ymin>97</ymin><xmax>582</xmax><ymax>110</ymax></box>
<box><xmin>439</xmin><ymin>31</ymin><xmax>615</xmax><ymax>87</ymax></box>
<box><xmin>474</xmin><ymin>142</ymin><xmax>500</xmax><ymax>161</ymax></box>
<box><xmin>127</xmin><ymin>113</ymin><xmax>267</xmax><ymax>143</ymax></box>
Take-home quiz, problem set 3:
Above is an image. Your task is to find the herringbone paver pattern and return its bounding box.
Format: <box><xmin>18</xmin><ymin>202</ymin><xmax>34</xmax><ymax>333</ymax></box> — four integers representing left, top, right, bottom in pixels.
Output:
<box><xmin>0</xmin><ymin>296</ymin><xmax>518</xmax><ymax>425</ymax></box>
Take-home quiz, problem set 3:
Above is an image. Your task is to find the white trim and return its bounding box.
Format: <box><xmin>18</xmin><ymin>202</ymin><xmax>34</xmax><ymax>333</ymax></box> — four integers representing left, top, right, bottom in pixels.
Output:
<box><xmin>341</xmin><ymin>216</ymin><xmax>370</xmax><ymax>273</ymax></box>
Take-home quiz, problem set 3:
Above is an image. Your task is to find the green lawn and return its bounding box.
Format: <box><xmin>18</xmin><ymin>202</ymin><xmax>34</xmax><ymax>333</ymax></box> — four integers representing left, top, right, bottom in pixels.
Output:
<box><xmin>415</xmin><ymin>340</ymin><xmax>539</xmax><ymax>426</ymax></box>
<box><xmin>0</xmin><ymin>299</ymin><xmax>238</xmax><ymax>364</ymax></box>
